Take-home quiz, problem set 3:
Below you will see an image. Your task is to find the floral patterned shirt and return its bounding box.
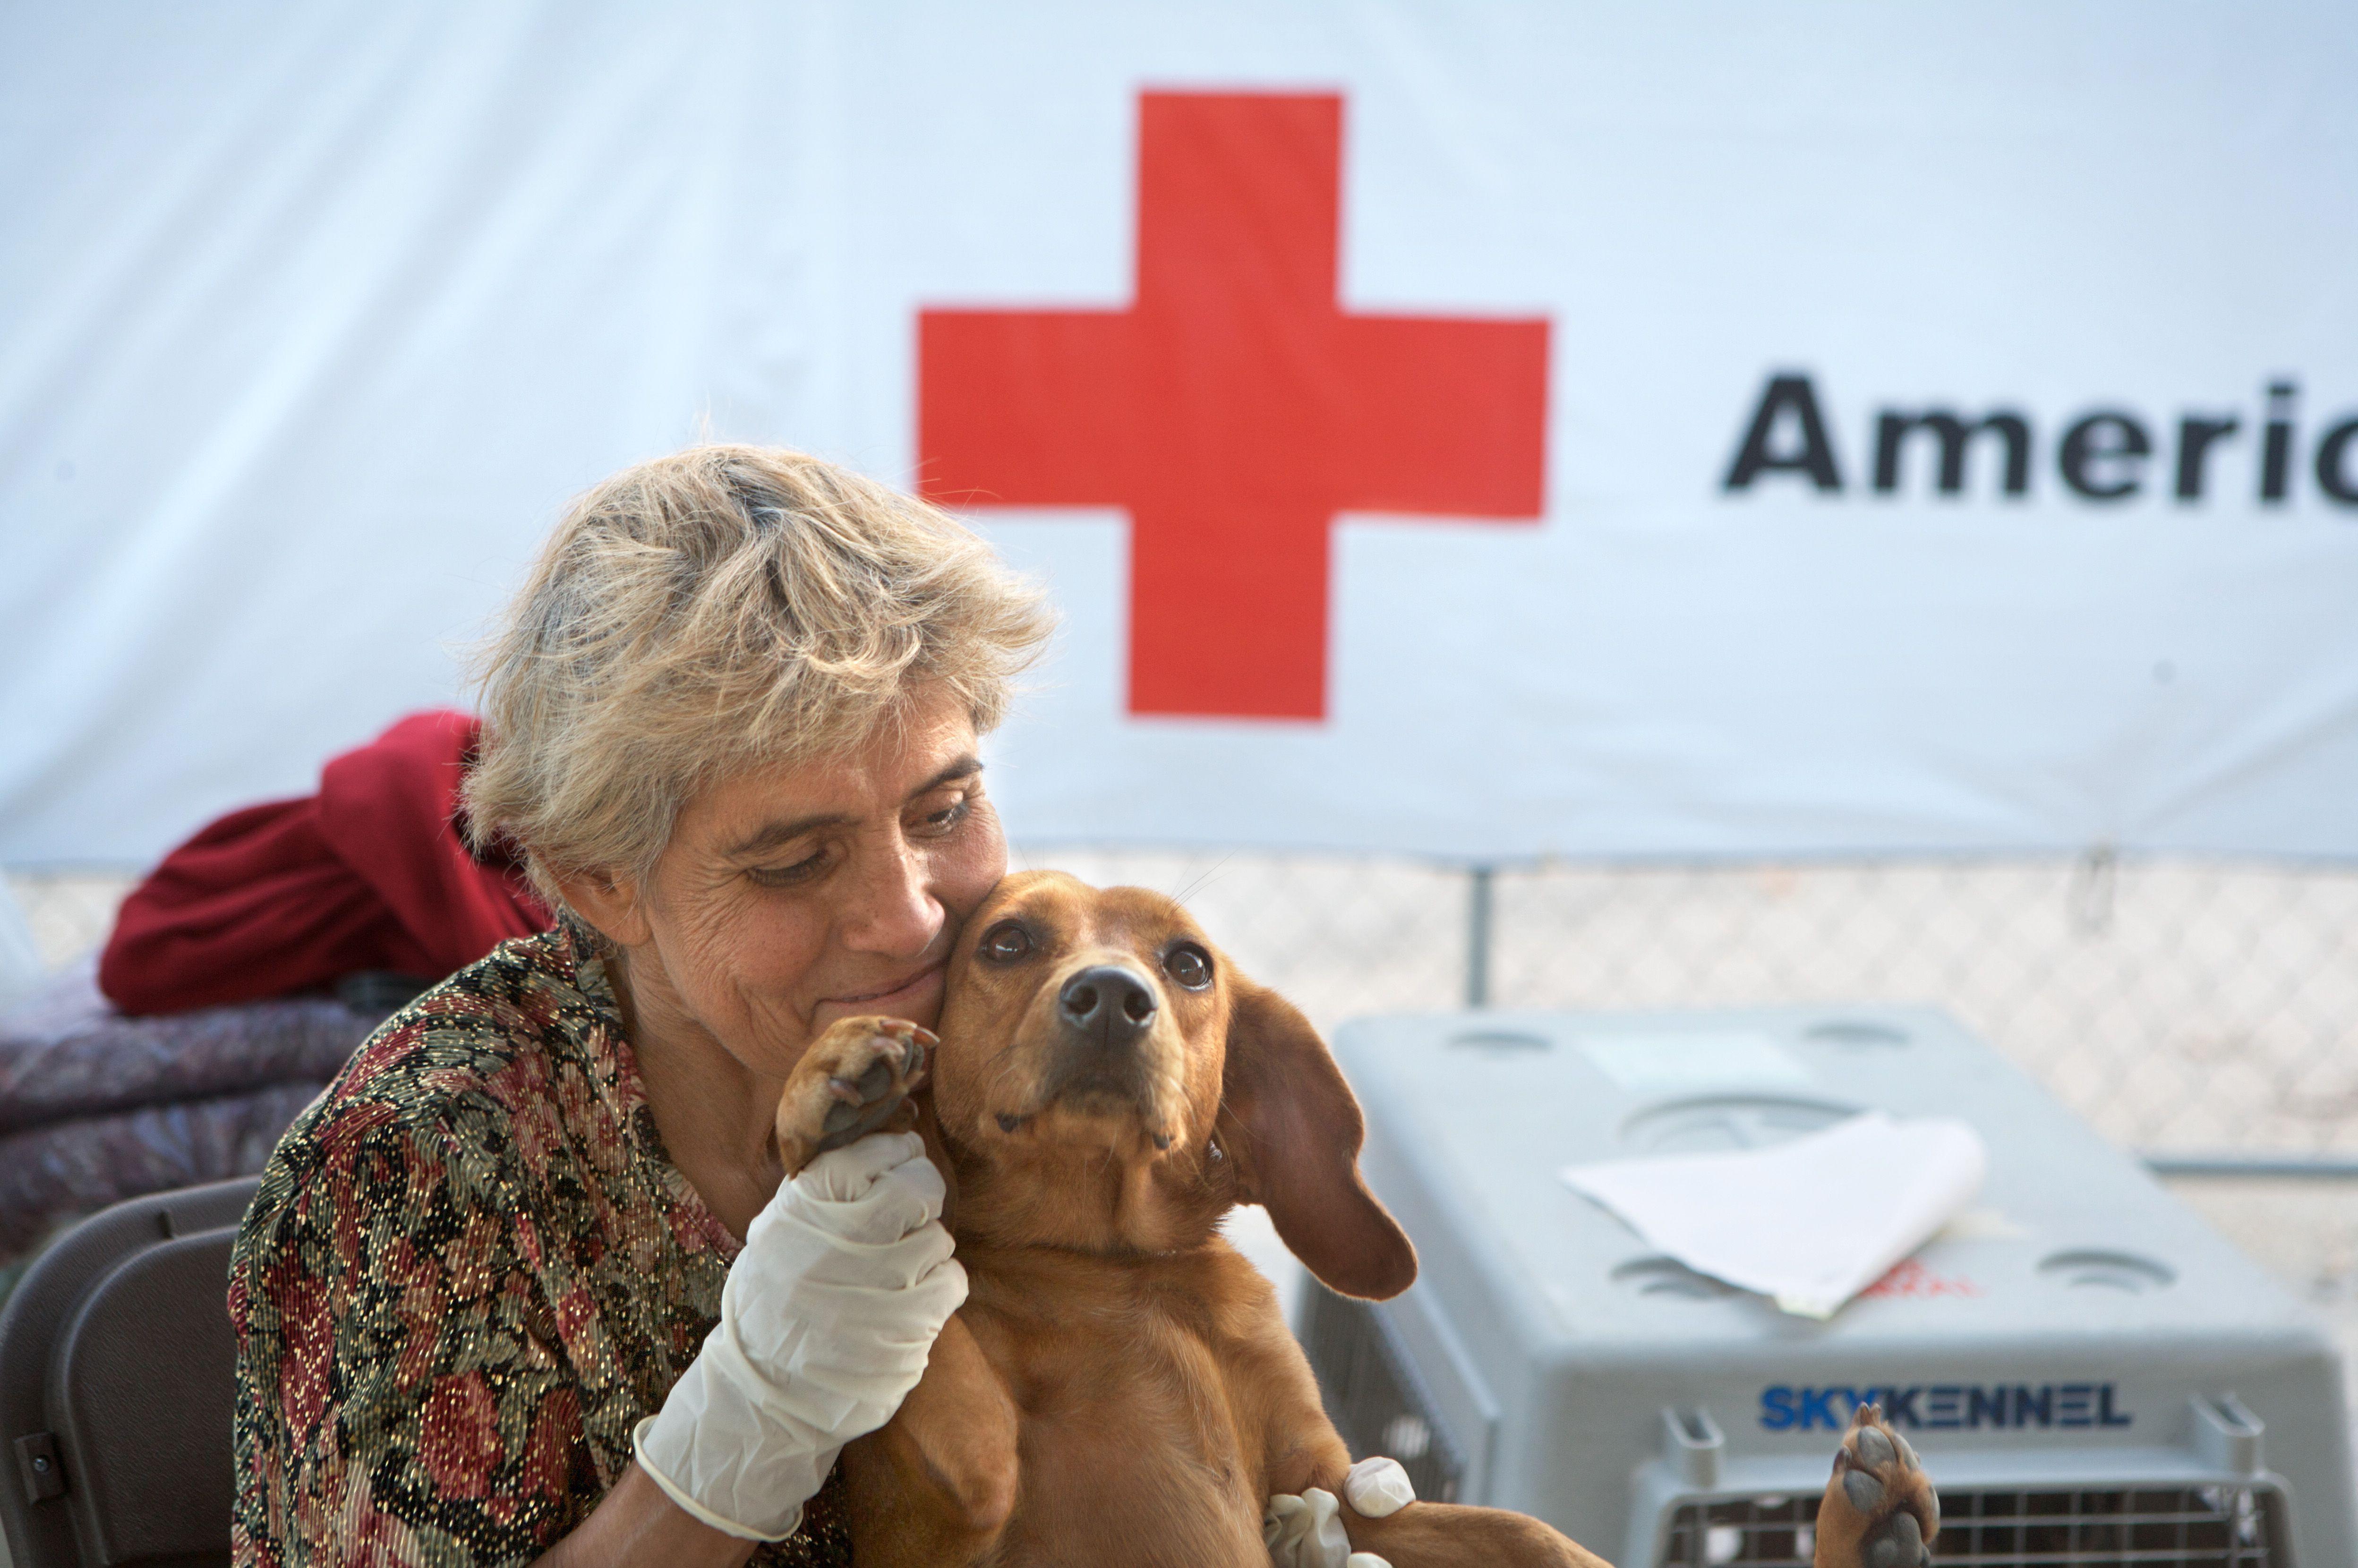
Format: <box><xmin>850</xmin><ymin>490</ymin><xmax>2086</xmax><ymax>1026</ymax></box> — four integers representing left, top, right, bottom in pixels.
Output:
<box><xmin>229</xmin><ymin>927</ymin><xmax>850</xmax><ymax>1567</ymax></box>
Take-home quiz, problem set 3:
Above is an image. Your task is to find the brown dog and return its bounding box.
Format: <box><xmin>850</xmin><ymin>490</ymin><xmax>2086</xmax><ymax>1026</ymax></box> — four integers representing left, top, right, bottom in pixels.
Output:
<box><xmin>772</xmin><ymin>871</ymin><xmax>1938</xmax><ymax>1568</ymax></box>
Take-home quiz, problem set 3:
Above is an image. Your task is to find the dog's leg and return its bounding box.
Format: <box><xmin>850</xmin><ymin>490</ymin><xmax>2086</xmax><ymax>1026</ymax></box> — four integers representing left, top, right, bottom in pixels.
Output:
<box><xmin>1242</xmin><ymin>1283</ymin><xmax>1609</xmax><ymax>1566</ymax></box>
<box><xmin>1813</xmin><ymin>1405</ymin><xmax>1938</xmax><ymax>1568</ymax></box>
<box><xmin>840</xmin><ymin>1312</ymin><xmax>1019</xmax><ymax>1568</ymax></box>
<box><xmin>1337</xmin><ymin>1500</ymin><xmax>1614</xmax><ymax>1568</ymax></box>
<box><xmin>776</xmin><ymin>1017</ymin><xmax>1012</xmax><ymax>1565</ymax></box>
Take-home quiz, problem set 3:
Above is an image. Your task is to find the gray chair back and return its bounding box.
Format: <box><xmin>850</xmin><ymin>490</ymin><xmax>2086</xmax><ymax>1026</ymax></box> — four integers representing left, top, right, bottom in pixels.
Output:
<box><xmin>0</xmin><ymin>1178</ymin><xmax>260</xmax><ymax>1568</ymax></box>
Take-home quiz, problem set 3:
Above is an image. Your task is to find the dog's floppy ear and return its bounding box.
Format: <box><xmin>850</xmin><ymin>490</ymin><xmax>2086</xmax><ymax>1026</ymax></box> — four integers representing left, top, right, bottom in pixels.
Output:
<box><xmin>1217</xmin><ymin>975</ymin><xmax>1416</xmax><ymax>1301</ymax></box>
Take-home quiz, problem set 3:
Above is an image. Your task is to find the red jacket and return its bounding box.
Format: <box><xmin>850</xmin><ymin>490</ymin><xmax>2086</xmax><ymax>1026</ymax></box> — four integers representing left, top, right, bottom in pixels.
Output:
<box><xmin>99</xmin><ymin>711</ymin><xmax>550</xmax><ymax>1014</ymax></box>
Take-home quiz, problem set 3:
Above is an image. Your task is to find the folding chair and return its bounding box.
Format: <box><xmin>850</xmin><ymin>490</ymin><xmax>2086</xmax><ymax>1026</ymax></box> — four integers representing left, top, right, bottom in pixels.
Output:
<box><xmin>0</xmin><ymin>1178</ymin><xmax>259</xmax><ymax>1568</ymax></box>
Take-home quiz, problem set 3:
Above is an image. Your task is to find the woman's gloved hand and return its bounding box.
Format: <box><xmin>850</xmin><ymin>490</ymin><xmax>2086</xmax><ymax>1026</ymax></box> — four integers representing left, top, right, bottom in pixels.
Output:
<box><xmin>633</xmin><ymin>1132</ymin><xmax>967</xmax><ymax>1540</ymax></box>
<box><xmin>1264</xmin><ymin>1457</ymin><xmax>1416</xmax><ymax>1568</ymax></box>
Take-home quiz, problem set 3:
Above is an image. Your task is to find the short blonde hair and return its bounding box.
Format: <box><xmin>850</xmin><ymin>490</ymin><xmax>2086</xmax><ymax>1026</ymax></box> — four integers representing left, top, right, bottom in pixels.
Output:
<box><xmin>464</xmin><ymin>444</ymin><xmax>1052</xmax><ymax>906</ymax></box>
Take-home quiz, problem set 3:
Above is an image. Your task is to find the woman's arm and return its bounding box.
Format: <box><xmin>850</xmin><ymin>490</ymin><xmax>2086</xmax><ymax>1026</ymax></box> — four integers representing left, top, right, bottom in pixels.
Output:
<box><xmin>232</xmin><ymin>1065</ymin><xmax>956</xmax><ymax>1566</ymax></box>
<box><xmin>539</xmin><ymin>1125</ymin><xmax>966</xmax><ymax>1566</ymax></box>
<box><xmin>232</xmin><ymin>1116</ymin><xmax>620</xmax><ymax>1566</ymax></box>
<box><xmin>629</xmin><ymin>1126</ymin><xmax>965</xmax><ymax>1541</ymax></box>
<box><xmin>530</xmin><ymin>1463</ymin><xmax>754</xmax><ymax>1568</ymax></box>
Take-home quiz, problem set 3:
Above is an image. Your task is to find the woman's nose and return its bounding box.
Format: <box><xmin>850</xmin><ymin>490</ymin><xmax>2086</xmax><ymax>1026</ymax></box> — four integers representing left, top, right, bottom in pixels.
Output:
<box><xmin>837</xmin><ymin>838</ymin><xmax>942</xmax><ymax>957</ymax></box>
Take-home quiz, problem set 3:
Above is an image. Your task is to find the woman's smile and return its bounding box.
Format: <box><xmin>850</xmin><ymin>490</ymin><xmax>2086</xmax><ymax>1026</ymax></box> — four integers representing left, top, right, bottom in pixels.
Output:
<box><xmin>814</xmin><ymin>957</ymin><xmax>947</xmax><ymax>1031</ymax></box>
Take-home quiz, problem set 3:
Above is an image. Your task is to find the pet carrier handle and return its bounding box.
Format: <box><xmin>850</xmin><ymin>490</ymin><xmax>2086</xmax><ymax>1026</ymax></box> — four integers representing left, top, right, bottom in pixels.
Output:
<box><xmin>1659</xmin><ymin>1406</ymin><xmax>1726</xmax><ymax>1490</ymax></box>
<box><xmin>2191</xmin><ymin>1393</ymin><xmax>2264</xmax><ymax>1475</ymax></box>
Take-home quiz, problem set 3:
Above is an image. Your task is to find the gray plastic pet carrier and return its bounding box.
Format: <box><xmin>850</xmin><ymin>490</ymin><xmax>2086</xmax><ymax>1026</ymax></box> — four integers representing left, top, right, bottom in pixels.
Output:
<box><xmin>1303</xmin><ymin>1006</ymin><xmax>2352</xmax><ymax>1568</ymax></box>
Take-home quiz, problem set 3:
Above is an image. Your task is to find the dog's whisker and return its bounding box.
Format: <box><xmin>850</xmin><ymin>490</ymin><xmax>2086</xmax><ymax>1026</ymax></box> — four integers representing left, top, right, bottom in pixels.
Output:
<box><xmin>1166</xmin><ymin>852</ymin><xmax>1235</xmax><ymax>910</ymax></box>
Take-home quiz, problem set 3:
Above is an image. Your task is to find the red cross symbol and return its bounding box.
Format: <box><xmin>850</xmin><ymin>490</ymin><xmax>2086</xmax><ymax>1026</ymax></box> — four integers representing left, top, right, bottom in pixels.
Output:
<box><xmin>918</xmin><ymin>92</ymin><xmax>1549</xmax><ymax>720</ymax></box>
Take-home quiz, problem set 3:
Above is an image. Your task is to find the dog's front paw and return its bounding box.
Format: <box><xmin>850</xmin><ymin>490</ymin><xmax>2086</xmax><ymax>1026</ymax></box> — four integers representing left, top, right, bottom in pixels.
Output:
<box><xmin>775</xmin><ymin>1015</ymin><xmax>935</xmax><ymax>1174</ymax></box>
<box><xmin>1816</xmin><ymin>1405</ymin><xmax>1937</xmax><ymax>1568</ymax></box>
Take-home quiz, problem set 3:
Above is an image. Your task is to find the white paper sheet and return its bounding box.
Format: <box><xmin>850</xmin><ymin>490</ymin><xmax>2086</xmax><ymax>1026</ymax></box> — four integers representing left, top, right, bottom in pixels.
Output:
<box><xmin>1560</xmin><ymin>1111</ymin><xmax>1987</xmax><ymax>1318</ymax></box>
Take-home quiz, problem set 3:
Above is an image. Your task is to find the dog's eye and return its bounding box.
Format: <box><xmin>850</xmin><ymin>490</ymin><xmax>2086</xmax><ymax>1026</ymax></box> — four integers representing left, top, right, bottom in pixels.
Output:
<box><xmin>980</xmin><ymin>920</ymin><xmax>1033</xmax><ymax>963</ymax></box>
<box><xmin>1163</xmin><ymin>943</ymin><xmax>1213</xmax><ymax>990</ymax></box>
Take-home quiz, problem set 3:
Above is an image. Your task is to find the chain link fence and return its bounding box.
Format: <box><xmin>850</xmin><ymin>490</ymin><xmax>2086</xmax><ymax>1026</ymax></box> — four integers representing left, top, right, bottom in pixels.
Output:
<box><xmin>24</xmin><ymin>850</ymin><xmax>2358</xmax><ymax>1161</ymax></box>
<box><xmin>11</xmin><ymin>851</ymin><xmax>2358</xmax><ymax>1441</ymax></box>
<box><xmin>1023</xmin><ymin>845</ymin><xmax>2358</xmax><ymax>1161</ymax></box>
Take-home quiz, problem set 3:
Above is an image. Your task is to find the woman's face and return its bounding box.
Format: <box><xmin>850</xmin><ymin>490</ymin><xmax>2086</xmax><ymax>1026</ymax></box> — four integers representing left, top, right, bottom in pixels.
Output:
<box><xmin>596</xmin><ymin>686</ymin><xmax>1007</xmax><ymax>1081</ymax></box>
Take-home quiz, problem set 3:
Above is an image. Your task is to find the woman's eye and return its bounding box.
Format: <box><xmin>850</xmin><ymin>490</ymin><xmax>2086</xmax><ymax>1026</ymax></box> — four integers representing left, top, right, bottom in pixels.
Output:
<box><xmin>919</xmin><ymin>793</ymin><xmax>973</xmax><ymax>835</ymax></box>
<box><xmin>981</xmin><ymin>921</ymin><xmax>1032</xmax><ymax>962</ymax></box>
<box><xmin>1164</xmin><ymin>944</ymin><xmax>1213</xmax><ymax>990</ymax></box>
<box><xmin>749</xmin><ymin>848</ymin><xmax>828</xmax><ymax>886</ymax></box>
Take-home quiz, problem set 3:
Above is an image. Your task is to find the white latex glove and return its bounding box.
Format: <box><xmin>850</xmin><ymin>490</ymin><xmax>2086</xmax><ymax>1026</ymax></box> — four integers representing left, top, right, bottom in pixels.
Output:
<box><xmin>1344</xmin><ymin>1456</ymin><xmax>1416</xmax><ymax>1518</ymax></box>
<box><xmin>633</xmin><ymin>1132</ymin><xmax>967</xmax><ymax>1540</ymax></box>
<box><xmin>1265</xmin><ymin>1489</ymin><xmax>1351</xmax><ymax>1568</ymax></box>
<box><xmin>1265</xmin><ymin>1458</ymin><xmax>1415</xmax><ymax>1568</ymax></box>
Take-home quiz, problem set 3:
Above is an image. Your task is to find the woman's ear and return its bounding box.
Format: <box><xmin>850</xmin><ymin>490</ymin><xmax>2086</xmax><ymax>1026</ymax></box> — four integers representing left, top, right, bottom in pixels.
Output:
<box><xmin>553</xmin><ymin>868</ymin><xmax>652</xmax><ymax>950</ymax></box>
<box><xmin>1217</xmin><ymin>975</ymin><xmax>1417</xmax><ymax>1302</ymax></box>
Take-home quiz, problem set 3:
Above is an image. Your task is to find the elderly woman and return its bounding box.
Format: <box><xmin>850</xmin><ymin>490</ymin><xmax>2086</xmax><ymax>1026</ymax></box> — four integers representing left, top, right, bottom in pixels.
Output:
<box><xmin>229</xmin><ymin>446</ymin><xmax>1052</xmax><ymax>1566</ymax></box>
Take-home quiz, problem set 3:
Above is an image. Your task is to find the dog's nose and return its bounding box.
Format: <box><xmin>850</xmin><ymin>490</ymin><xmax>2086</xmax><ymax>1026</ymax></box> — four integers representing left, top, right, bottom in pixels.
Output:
<box><xmin>1059</xmin><ymin>964</ymin><xmax>1157</xmax><ymax>1043</ymax></box>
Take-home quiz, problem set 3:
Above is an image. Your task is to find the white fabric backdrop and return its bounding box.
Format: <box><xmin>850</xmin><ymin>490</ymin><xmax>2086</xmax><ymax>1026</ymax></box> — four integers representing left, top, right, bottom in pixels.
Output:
<box><xmin>5</xmin><ymin>1</ymin><xmax>2357</xmax><ymax>865</ymax></box>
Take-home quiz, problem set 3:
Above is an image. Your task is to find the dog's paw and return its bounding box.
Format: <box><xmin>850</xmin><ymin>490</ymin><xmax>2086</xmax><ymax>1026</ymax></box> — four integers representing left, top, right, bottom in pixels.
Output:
<box><xmin>1815</xmin><ymin>1404</ymin><xmax>1938</xmax><ymax>1568</ymax></box>
<box><xmin>775</xmin><ymin>1015</ymin><xmax>935</xmax><ymax>1174</ymax></box>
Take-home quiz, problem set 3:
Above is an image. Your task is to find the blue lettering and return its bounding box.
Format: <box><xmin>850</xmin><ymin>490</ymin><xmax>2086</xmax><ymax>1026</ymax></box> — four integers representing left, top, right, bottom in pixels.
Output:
<box><xmin>1757</xmin><ymin>1376</ymin><xmax>2131</xmax><ymax>1434</ymax></box>
<box><xmin>1798</xmin><ymin>1387</ymin><xmax>1845</xmax><ymax>1431</ymax></box>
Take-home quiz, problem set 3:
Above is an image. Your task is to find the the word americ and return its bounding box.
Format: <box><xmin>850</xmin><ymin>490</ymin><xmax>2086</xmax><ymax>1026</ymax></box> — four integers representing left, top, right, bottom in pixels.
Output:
<box><xmin>1725</xmin><ymin>371</ymin><xmax>2358</xmax><ymax>506</ymax></box>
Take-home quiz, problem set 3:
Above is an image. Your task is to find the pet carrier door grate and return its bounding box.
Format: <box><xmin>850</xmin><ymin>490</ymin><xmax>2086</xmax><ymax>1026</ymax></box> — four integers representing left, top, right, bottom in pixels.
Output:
<box><xmin>1658</xmin><ymin>1483</ymin><xmax>2286</xmax><ymax>1567</ymax></box>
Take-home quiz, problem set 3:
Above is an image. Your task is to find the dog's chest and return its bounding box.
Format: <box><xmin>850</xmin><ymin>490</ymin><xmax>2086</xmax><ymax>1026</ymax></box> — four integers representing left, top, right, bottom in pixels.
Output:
<box><xmin>969</xmin><ymin>1276</ymin><xmax>1278</xmax><ymax>1568</ymax></box>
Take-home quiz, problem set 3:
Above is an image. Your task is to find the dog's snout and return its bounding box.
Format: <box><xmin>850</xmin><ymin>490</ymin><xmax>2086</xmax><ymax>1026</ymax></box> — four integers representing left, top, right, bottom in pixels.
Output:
<box><xmin>1059</xmin><ymin>964</ymin><xmax>1157</xmax><ymax>1042</ymax></box>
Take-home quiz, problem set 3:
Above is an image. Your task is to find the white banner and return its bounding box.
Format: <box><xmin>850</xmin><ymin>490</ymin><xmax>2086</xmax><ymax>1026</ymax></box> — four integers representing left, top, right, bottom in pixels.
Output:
<box><xmin>6</xmin><ymin>2</ymin><xmax>2358</xmax><ymax>865</ymax></box>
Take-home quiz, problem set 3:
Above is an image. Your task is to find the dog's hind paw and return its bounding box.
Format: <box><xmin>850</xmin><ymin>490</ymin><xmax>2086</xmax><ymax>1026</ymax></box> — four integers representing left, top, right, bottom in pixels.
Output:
<box><xmin>1815</xmin><ymin>1404</ymin><xmax>1938</xmax><ymax>1568</ymax></box>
